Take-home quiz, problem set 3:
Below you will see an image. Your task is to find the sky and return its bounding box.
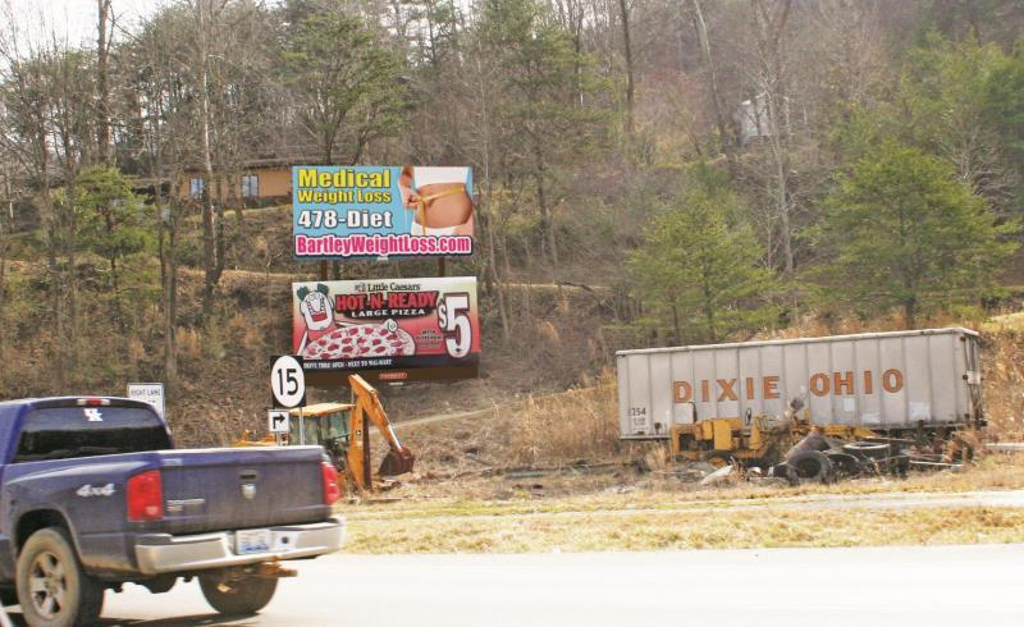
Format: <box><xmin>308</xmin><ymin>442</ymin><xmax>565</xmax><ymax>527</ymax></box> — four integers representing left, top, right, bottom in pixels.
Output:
<box><xmin>7</xmin><ymin>0</ymin><xmax>169</xmax><ymax>46</ymax></box>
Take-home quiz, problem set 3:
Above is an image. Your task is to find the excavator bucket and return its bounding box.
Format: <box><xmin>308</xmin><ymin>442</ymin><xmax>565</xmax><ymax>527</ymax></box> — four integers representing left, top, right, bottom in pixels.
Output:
<box><xmin>378</xmin><ymin>446</ymin><xmax>415</xmax><ymax>477</ymax></box>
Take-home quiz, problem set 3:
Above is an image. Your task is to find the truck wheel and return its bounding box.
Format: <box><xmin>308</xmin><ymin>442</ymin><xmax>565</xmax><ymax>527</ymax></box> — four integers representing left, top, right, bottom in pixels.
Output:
<box><xmin>16</xmin><ymin>528</ymin><xmax>104</xmax><ymax>627</ymax></box>
<box><xmin>199</xmin><ymin>573</ymin><xmax>277</xmax><ymax>615</ymax></box>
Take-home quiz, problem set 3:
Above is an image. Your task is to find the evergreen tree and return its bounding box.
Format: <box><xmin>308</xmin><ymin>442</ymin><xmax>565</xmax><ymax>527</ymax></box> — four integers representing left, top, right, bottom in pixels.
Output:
<box><xmin>836</xmin><ymin>36</ymin><xmax>1020</xmax><ymax>215</ymax></box>
<box><xmin>984</xmin><ymin>44</ymin><xmax>1024</xmax><ymax>208</ymax></box>
<box><xmin>629</xmin><ymin>174</ymin><xmax>777</xmax><ymax>343</ymax></box>
<box><xmin>74</xmin><ymin>166</ymin><xmax>154</xmax><ymax>323</ymax></box>
<box><xmin>282</xmin><ymin>10</ymin><xmax>405</xmax><ymax>165</ymax></box>
<box><xmin>820</xmin><ymin>142</ymin><xmax>1017</xmax><ymax>327</ymax></box>
<box><xmin>474</xmin><ymin>0</ymin><xmax>609</xmax><ymax>265</ymax></box>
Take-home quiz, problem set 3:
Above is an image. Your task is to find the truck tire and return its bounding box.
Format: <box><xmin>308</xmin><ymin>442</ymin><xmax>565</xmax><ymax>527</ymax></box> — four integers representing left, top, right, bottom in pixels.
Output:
<box><xmin>769</xmin><ymin>463</ymin><xmax>799</xmax><ymax>485</ymax></box>
<box><xmin>788</xmin><ymin>450</ymin><xmax>833</xmax><ymax>483</ymax></box>
<box><xmin>16</xmin><ymin>528</ymin><xmax>104</xmax><ymax>627</ymax></box>
<box><xmin>826</xmin><ymin>452</ymin><xmax>862</xmax><ymax>477</ymax></box>
<box><xmin>843</xmin><ymin>441</ymin><xmax>890</xmax><ymax>460</ymax></box>
<box><xmin>199</xmin><ymin>573</ymin><xmax>277</xmax><ymax>615</ymax></box>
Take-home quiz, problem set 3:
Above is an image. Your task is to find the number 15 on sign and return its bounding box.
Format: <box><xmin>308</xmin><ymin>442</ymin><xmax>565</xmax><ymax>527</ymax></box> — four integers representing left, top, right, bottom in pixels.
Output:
<box><xmin>271</xmin><ymin>355</ymin><xmax>306</xmax><ymax>409</ymax></box>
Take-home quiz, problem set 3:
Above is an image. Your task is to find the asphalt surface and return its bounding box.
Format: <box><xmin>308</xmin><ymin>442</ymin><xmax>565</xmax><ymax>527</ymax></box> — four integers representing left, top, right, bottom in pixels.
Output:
<box><xmin>5</xmin><ymin>543</ymin><xmax>1020</xmax><ymax>627</ymax></box>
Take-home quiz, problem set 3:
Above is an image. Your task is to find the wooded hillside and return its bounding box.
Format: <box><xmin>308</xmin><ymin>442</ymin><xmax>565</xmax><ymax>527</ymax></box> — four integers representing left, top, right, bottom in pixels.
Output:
<box><xmin>0</xmin><ymin>1</ymin><xmax>1022</xmax><ymax>443</ymax></box>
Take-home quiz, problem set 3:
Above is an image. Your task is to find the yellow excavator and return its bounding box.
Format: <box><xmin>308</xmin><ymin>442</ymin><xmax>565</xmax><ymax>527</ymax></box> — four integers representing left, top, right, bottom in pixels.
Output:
<box><xmin>669</xmin><ymin>406</ymin><xmax>879</xmax><ymax>468</ymax></box>
<box><xmin>235</xmin><ymin>374</ymin><xmax>415</xmax><ymax>493</ymax></box>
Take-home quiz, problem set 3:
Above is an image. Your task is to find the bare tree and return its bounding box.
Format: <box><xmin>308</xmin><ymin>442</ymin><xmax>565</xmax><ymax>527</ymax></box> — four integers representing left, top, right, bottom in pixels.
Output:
<box><xmin>186</xmin><ymin>0</ymin><xmax>224</xmax><ymax>319</ymax></box>
<box><xmin>0</xmin><ymin>163</ymin><xmax>10</xmax><ymax>367</ymax></box>
<box><xmin>552</xmin><ymin>0</ymin><xmax>586</xmax><ymax>106</ymax></box>
<box><xmin>618</xmin><ymin>0</ymin><xmax>635</xmax><ymax>143</ymax></box>
<box><xmin>749</xmin><ymin>0</ymin><xmax>795</xmax><ymax>275</ymax></box>
<box><xmin>690</xmin><ymin>0</ymin><xmax>737</xmax><ymax>174</ymax></box>
<box><xmin>97</xmin><ymin>0</ymin><xmax>114</xmax><ymax>164</ymax></box>
<box><xmin>117</xmin><ymin>3</ymin><xmax>198</xmax><ymax>387</ymax></box>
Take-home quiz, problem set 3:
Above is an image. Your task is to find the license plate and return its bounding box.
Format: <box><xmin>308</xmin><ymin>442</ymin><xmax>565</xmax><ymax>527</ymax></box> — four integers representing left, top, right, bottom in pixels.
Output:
<box><xmin>235</xmin><ymin>529</ymin><xmax>272</xmax><ymax>555</ymax></box>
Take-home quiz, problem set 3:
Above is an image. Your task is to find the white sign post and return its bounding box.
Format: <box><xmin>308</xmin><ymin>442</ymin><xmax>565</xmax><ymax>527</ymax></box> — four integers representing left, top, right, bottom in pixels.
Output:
<box><xmin>128</xmin><ymin>382</ymin><xmax>165</xmax><ymax>416</ymax></box>
<box><xmin>271</xmin><ymin>355</ymin><xmax>306</xmax><ymax>409</ymax></box>
<box><xmin>268</xmin><ymin>409</ymin><xmax>290</xmax><ymax>434</ymax></box>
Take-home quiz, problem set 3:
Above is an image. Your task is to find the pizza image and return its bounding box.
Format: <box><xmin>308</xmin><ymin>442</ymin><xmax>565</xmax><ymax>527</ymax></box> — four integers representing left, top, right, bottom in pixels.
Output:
<box><xmin>302</xmin><ymin>323</ymin><xmax>416</xmax><ymax>360</ymax></box>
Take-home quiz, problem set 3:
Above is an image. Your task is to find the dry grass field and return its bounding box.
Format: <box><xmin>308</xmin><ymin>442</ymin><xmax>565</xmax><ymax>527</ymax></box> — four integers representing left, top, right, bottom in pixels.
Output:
<box><xmin>344</xmin><ymin>506</ymin><xmax>1024</xmax><ymax>553</ymax></box>
<box><xmin>340</xmin><ymin>453</ymin><xmax>1024</xmax><ymax>553</ymax></box>
<box><xmin>337</xmin><ymin>318</ymin><xmax>1024</xmax><ymax>555</ymax></box>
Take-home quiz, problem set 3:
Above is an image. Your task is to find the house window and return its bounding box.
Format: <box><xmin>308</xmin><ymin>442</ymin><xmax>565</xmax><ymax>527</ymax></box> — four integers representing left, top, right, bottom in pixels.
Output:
<box><xmin>241</xmin><ymin>174</ymin><xmax>259</xmax><ymax>198</ymax></box>
<box><xmin>189</xmin><ymin>177</ymin><xmax>205</xmax><ymax>199</ymax></box>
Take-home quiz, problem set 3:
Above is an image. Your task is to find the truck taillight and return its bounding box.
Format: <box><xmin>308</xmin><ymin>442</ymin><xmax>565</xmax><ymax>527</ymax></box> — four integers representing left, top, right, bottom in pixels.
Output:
<box><xmin>321</xmin><ymin>462</ymin><xmax>341</xmax><ymax>506</ymax></box>
<box><xmin>127</xmin><ymin>470</ymin><xmax>163</xmax><ymax>521</ymax></box>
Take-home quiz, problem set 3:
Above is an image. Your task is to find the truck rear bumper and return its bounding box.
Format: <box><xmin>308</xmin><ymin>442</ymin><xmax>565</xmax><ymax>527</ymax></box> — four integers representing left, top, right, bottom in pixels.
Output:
<box><xmin>134</xmin><ymin>516</ymin><xmax>345</xmax><ymax>575</ymax></box>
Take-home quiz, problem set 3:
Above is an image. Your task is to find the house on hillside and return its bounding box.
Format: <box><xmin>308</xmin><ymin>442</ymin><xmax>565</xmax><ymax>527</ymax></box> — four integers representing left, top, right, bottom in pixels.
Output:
<box><xmin>738</xmin><ymin>92</ymin><xmax>771</xmax><ymax>145</ymax></box>
<box><xmin>175</xmin><ymin>158</ymin><xmax>297</xmax><ymax>207</ymax></box>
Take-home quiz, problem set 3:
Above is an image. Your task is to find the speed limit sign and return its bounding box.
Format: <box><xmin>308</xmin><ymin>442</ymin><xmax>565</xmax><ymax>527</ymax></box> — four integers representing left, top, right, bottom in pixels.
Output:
<box><xmin>271</xmin><ymin>355</ymin><xmax>306</xmax><ymax>409</ymax></box>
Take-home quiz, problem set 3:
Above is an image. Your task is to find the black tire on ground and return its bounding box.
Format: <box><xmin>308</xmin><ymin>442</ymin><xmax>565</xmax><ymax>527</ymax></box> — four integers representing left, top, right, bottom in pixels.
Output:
<box><xmin>199</xmin><ymin>573</ymin><xmax>278</xmax><ymax>615</ymax></box>
<box><xmin>16</xmin><ymin>527</ymin><xmax>105</xmax><ymax>627</ymax></box>
<box><xmin>703</xmin><ymin>450</ymin><xmax>737</xmax><ymax>468</ymax></box>
<box><xmin>843</xmin><ymin>441</ymin><xmax>891</xmax><ymax>460</ymax></box>
<box><xmin>826</xmin><ymin>452</ymin><xmax>862</xmax><ymax>476</ymax></box>
<box><xmin>893</xmin><ymin>454</ymin><xmax>911</xmax><ymax>477</ymax></box>
<box><xmin>788</xmin><ymin>450</ymin><xmax>833</xmax><ymax>483</ymax></box>
<box><xmin>769</xmin><ymin>463</ymin><xmax>800</xmax><ymax>485</ymax></box>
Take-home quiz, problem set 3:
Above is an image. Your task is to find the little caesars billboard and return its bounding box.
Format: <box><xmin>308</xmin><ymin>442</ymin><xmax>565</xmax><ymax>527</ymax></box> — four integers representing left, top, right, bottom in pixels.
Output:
<box><xmin>292</xmin><ymin>277</ymin><xmax>480</xmax><ymax>383</ymax></box>
<box><xmin>292</xmin><ymin>166</ymin><xmax>474</xmax><ymax>259</ymax></box>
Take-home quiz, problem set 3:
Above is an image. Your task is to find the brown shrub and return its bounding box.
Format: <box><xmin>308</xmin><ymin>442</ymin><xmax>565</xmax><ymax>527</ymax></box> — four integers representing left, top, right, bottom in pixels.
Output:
<box><xmin>508</xmin><ymin>373</ymin><xmax>620</xmax><ymax>466</ymax></box>
<box><xmin>980</xmin><ymin>328</ymin><xmax>1024</xmax><ymax>437</ymax></box>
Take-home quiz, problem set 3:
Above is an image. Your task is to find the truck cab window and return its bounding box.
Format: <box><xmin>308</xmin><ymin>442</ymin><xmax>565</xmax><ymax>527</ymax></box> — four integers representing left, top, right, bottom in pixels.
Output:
<box><xmin>14</xmin><ymin>407</ymin><xmax>172</xmax><ymax>463</ymax></box>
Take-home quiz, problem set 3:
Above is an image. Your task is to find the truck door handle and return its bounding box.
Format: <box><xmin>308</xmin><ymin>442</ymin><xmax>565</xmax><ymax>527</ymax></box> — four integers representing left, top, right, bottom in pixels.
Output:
<box><xmin>239</xmin><ymin>470</ymin><xmax>259</xmax><ymax>482</ymax></box>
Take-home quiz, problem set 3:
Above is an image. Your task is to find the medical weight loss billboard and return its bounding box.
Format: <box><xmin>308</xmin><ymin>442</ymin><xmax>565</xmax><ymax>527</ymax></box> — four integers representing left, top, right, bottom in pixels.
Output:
<box><xmin>293</xmin><ymin>166</ymin><xmax>474</xmax><ymax>259</ymax></box>
<box><xmin>293</xmin><ymin>277</ymin><xmax>480</xmax><ymax>382</ymax></box>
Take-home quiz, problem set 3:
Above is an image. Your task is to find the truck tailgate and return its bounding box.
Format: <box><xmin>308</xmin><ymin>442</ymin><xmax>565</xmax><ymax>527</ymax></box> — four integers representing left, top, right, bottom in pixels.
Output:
<box><xmin>156</xmin><ymin>446</ymin><xmax>329</xmax><ymax>535</ymax></box>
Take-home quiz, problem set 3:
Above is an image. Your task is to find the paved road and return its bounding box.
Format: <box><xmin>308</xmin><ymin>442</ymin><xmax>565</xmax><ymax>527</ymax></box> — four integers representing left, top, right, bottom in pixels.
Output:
<box><xmin>6</xmin><ymin>544</ymin><xmax>1021</xmax><ymax>627</ymax></box>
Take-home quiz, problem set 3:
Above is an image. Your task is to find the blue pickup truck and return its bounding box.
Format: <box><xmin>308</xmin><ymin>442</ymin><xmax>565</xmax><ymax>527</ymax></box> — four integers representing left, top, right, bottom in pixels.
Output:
<box><xmin>0</xmin><ymin>396</ymin><xmax>345</xmax><ymax>626</ymax></box>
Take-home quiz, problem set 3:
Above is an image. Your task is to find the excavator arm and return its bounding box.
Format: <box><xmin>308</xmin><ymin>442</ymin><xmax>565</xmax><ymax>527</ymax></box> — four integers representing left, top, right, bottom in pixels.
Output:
<box><xmin>346</xmin><ymin>374</ymin><xmax>416</xmax><ymax>492</ymax></box>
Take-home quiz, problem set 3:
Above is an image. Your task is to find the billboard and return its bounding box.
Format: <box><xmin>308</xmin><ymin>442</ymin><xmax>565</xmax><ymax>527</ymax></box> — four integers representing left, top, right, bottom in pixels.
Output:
<box><xmin>292</xmin><ymin>166</ymin><xmax>474</xmax><ymax>259</ymax></box>
<box><xmin>292</xmin><ymin>277</ymin><xmax>480</xmax><ymax>383</ymax></box>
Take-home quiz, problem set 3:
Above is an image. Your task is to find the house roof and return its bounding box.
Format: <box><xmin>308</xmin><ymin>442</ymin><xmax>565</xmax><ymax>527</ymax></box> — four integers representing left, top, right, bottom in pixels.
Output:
<box><xmin>180</xmin><ymin>156</ymin><xmax>315</xmax><ymax>173</ymax></box>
